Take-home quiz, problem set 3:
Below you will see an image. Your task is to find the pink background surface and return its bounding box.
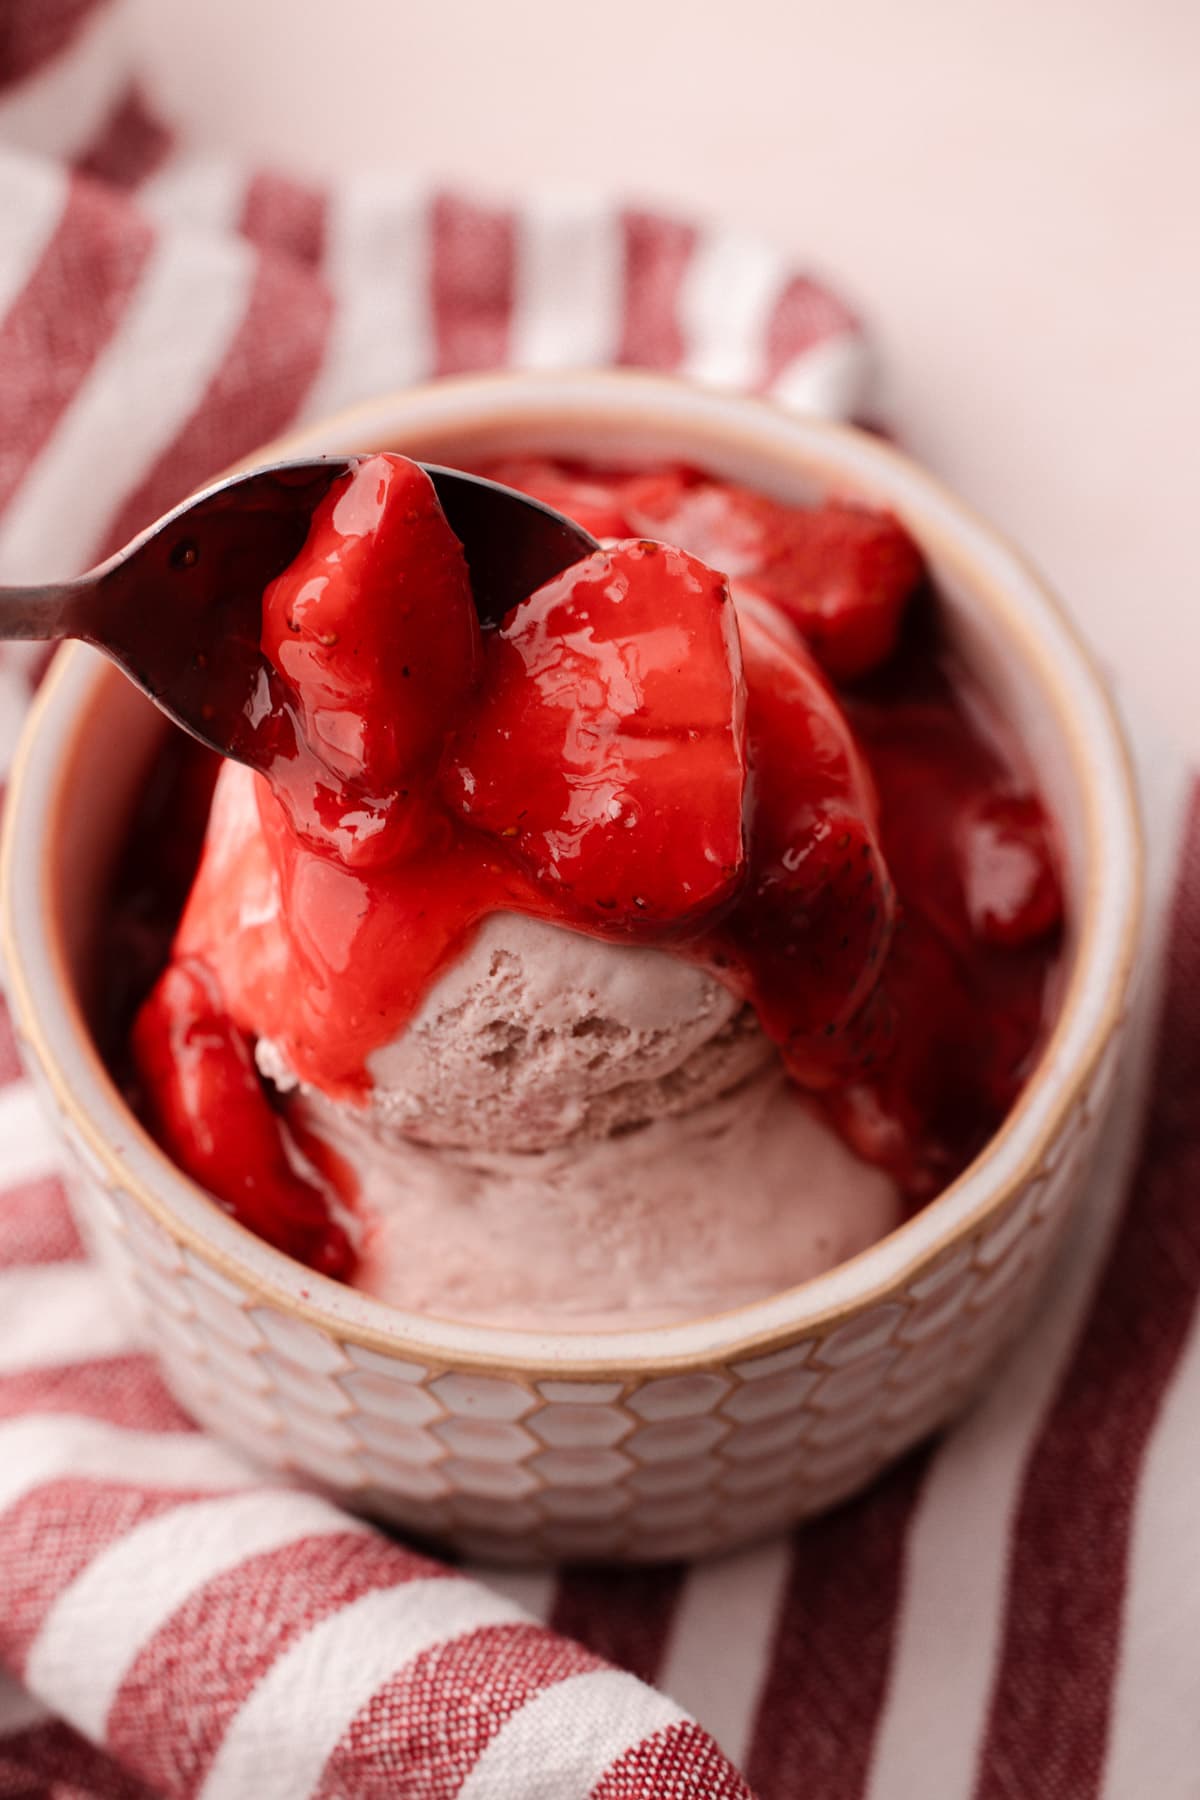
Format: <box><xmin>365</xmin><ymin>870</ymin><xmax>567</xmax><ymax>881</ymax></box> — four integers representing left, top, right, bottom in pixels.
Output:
<box><xmin>132</xmin><ymin>0</ymin><xmax>1198</xmax><ymax>752</ymax></box>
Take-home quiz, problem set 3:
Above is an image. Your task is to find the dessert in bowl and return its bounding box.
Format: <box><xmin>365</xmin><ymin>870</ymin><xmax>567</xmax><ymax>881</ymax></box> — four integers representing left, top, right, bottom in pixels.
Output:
<box><xmin>0</xmin><ymin>372</ymin><xmax>1141</xmax><ymax>1562</ymax></box>
<box><xmin>113</xmin><ymin>448</ymin><xmax>1058</xmax><ymax>1327</ymax></box>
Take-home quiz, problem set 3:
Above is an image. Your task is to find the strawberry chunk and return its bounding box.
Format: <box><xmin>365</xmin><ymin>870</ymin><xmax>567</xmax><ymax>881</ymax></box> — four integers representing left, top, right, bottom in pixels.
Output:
<box><xmin>961</xmin><ymin>793</ymin><xmax>1062</xmax><ymax>946</ymax></box>
<box><xmin>444</xmin><ymin>539</ymin><xmax>747</xmax><ymax>933</ymax></box>
<box><xmin>847</xmin><ymin>695</ymin><xmax>1064</xmax><ymax>956</ymax></box>
<box><xmin>260</xmin><ymin>453</ymin><xmax>481</xmax><ymax>864</ymax></box>
<box><xmin>132</xmin><ymin>960</ymin><xmax>354</xmax><ymax>1278</ymax></box>
<box><xmin>825</xmin><ymin>905</ymin><xmax>1057</xmax><ymax>1199</ymax></box>
<box><xmin>823</xmin><ymin>916</ymin><xmax>982</xmax><ymax>1198</ymax></box>
<box><xmin>834</xmin><ymin>680</ymin><xmax>1065</xmax><ymax>1193</ymax></box>
<box><xmin>623</xmin><ymin>471</ymin><xmax>767</xmax><ymax>576</ymax></box>
<box><xmin>749</xmin><ymin>501</ymin><xmax>923</xmax><ymax>681</ymax></box>
<box><xmin>625</xmin><ymin>477</ymin><xmax>923</xmax><ymax>680</ymax></box>
<box><xmin>705</xmin><ymin>605</ymin><xmax>894</xmax><ymax>1084</ymax></box>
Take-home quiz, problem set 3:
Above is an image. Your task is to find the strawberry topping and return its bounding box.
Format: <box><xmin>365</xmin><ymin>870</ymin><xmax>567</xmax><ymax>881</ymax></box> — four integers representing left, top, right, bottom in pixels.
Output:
<box><xmin>132</xmin><ymin>959</ymin><xmax>355</xmax><ymax>1277</ymax></box>
<box><xmin>701</xmin><ymin>604</ymin><xmax>892</xmax><ymax>1086</ymax></box>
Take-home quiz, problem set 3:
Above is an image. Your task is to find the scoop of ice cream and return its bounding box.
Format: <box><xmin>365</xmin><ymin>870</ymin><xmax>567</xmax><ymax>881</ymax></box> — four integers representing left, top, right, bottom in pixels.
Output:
<box><xmin>259</xmin><ymin>910</ymin><xmax>772</xmax><ymax>1153</ymax></box>
<box><xmin>300</xmin><ymin>1063</ymin><xmax>902</xmax><ymax>1330</ymax></box>
<box><xmin>188</xmin><ymin>755</ymin><xmax>901</xmax><ymax>1326</ymax></box>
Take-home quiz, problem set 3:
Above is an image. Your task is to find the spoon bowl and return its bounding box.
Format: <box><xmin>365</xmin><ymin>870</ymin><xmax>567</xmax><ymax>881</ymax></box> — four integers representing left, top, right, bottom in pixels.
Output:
<box><xmin>0</xmin><ymin>458</ymin><xmax>598</xmax><ymax>768</ymax></box>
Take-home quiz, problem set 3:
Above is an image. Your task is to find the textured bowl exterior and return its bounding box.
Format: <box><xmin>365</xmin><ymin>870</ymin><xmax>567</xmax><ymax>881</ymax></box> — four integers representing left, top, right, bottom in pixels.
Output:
<box><xmin>27</xmin><ymin>1020</ymin><xmax>1119</xmax><ymax>1563</ymax></box>
<box><xmin>2</xmin><ymin>372</ymin><xmax>1141</xmax><ymax>1562</ymax></box>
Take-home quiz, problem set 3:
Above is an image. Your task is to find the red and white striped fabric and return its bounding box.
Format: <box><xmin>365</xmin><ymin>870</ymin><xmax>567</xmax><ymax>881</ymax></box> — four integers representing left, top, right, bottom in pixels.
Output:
<box><xmin>2</xmin><ymin>5</ymin><xmax>1199</xmax><ymax>1797</ymax></box>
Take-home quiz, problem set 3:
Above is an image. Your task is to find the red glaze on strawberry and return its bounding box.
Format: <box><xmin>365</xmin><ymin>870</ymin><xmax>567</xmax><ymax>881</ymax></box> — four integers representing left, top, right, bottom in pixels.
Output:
<box><xmin>132</xmin><ymin>959</ymin><xmax>354</xmax><ymax>1276</ymax></box>
<box><xmin>443</xmin><ymin>539</ymin><xmax>747</xmax><ymax>933</ymax></box>
<box><xmin>257</xmin><ymin>454</ymin><xmax>481</xmax><ymax>868</ymax></box>
<box><xmin>225</xmin><ymin>787</ymin><xmax>533</xmax><ymax>1094</ymax></box>
<box><xmin>116</xmin><ymin>451</ymin><xmax>1064</xmax><ymax>1283</ymax></box>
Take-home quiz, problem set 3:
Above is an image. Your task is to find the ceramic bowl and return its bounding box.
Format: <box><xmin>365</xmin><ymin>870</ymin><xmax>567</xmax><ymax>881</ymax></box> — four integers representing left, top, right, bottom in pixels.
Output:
<box><xmin>0</xmin><ymin>371</ymin><xmax>1142</xmax><ymax>1563</ymax></box>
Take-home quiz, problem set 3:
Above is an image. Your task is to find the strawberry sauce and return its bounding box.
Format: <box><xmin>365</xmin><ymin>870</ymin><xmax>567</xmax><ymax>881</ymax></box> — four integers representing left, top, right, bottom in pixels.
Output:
<box><xmin>107</xmin><ymin>454</ymin><xmax>1063</xmax><ymax>1279</ymax></box>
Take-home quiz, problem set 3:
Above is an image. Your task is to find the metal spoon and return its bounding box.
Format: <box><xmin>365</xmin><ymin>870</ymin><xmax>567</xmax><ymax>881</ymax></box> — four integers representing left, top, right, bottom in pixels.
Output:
<box><xmin>0</xmin><ymin>458</ymin><xmax>599</xmax><ymax>769</ymax></box>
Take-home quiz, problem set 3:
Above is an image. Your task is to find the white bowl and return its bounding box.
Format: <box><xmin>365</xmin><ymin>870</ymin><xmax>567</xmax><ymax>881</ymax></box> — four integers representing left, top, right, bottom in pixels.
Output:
<box><xmin>0</xmin><ymin>370</ymin><xmax>1142</xmax><ymax>1562</ymax></box>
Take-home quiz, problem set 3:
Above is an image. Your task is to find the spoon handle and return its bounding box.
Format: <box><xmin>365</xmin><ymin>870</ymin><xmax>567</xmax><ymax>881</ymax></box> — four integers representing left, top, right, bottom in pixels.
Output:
<box><xmin>0</xmin><ymin>583</ymin><xmax>84</xmax><ymax>642</ymax></box>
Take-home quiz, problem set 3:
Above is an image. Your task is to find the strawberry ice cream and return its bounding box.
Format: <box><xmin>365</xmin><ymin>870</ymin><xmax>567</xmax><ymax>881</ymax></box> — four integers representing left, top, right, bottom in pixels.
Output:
<box><xmin>119</xmin><ymin>452</ymin><xmax>1063</xmax><ymax>1326</ymax></box>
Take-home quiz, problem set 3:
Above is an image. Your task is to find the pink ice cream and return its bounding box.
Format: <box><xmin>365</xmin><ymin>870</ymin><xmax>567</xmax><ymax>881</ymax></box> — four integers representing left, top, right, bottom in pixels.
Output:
<box><xmin>194</xmin><ymin>758</ymin><xmax>901</xmax><ymax>1328</ymax></box>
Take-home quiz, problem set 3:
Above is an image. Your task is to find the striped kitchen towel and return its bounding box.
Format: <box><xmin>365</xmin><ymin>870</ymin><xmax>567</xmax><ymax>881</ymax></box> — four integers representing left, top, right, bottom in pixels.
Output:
<box><xmin>2</xmin><ymin>4</ymin><xmax>1198</xmax><ymax>1798</ymax></box>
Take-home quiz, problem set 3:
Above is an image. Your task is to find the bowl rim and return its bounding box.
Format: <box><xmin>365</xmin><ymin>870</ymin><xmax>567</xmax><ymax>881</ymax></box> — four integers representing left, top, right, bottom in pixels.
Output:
<box><xmin>0</xmin><ymin>367</ymin><xmax>1144</xmax><ymax>1377</ymax></box>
